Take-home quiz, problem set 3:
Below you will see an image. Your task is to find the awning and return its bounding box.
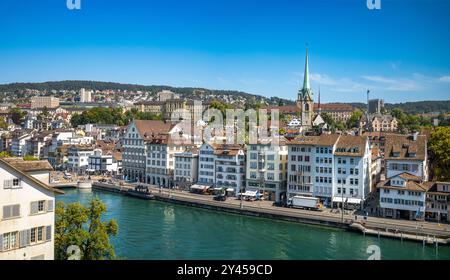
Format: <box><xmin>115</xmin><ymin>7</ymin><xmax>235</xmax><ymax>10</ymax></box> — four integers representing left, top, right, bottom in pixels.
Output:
<box><xmin>241</xmin><ymin>191</ymin><xmax>259</xmax><ymax>197</ymax></box>
<box><xmin>332</xmin><ymin>197</ymin><xmax>362</xmax><ymax>204</ymax></box>
<box><xmin>190</xmin><ymin>185</ymin><xmax>210</xmax><ymax>191</ymax></box>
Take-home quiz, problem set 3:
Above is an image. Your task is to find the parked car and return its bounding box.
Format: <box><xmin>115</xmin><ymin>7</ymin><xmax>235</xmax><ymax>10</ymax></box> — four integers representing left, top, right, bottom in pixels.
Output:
<box><xmin>272</xmin><ymin>201</ymin><xmax>286</xmax><ymax>207</ymax></box>
<box><xmin>213</xmin><ymin>194</ymin><xmax>227</xmax><ymax>202</ymax></box>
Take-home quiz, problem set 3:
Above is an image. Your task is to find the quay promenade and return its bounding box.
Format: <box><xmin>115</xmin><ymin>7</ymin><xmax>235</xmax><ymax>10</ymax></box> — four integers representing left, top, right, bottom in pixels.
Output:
<box><xmin>88</xmin><ymin>182</ymin><xmax>450</xmax><ymax>245</ymax></box>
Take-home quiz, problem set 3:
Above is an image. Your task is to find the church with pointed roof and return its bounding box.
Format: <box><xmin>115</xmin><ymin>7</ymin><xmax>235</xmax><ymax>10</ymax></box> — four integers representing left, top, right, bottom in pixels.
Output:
<box><xmin>297</xmin><ymin>48</ymin><xmax>315</xmax><ymax>129</ymax></box>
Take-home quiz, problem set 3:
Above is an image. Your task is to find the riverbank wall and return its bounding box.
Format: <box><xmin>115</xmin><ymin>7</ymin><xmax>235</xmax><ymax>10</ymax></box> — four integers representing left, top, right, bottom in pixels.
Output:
<box><xmin>88</xmin><ymin>182</ymin><xmax>450</xmax><ymax>245</ymax></box>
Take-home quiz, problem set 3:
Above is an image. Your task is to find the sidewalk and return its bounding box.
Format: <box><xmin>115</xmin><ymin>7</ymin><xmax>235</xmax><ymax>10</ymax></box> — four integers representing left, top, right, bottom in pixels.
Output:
<box><xmin>128</xmin><ymin>183</ymin><xmax>450</xmax><ymax>239</ymax></box>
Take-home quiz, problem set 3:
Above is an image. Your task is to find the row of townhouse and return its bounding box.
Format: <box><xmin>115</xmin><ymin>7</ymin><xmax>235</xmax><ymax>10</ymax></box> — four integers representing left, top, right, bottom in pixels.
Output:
<box><xmin>378</xmin><ymin>174</ymin><xmax>449</xmax><ymax>222</ymax></box>
<box><xmin>376</xmin><ymin>133</ymin><xmax>449</xmax><ymax>221</ymax></box>
<box><xmin>0</xmin><ymin>157</ymin><xmax>62</xmax><ymax>260</ymax></box>
<box><xmin>122</xmin><ymin>120</ymin><xmax>371</xmax><ymax>204</ymax></box>
<box><xmin>198</xmin><ymin>143</ymin><xmax>246</xmax><ymax>196</ymax></box>
<box><xmin>286</xmin><ymin>134</ymin><xmax>371</xmax><ymax>207</ymax></box>
<box><xmin>122</xmin><ymin>120</ymin><xmax>247</xmax><ymax>193</ymax></box>
<box><xmin>121</xmin><ymin>120</ymin><xmax>440</xmax><ymax>216</ymax></box>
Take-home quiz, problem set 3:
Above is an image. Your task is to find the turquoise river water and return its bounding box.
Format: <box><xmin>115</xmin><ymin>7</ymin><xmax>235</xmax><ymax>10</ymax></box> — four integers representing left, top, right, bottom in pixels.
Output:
<box><xmin>57</xmin><ymin>189</ymin><xmax>450</xmax><ymax>260</ymax></box>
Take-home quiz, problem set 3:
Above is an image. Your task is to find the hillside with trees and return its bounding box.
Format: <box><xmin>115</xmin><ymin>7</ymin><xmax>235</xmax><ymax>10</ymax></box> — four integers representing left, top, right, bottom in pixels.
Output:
<box><xmin>0</xmin><ymin>80</ymin><xmax>294</xmax><ymax>106</ymax></box>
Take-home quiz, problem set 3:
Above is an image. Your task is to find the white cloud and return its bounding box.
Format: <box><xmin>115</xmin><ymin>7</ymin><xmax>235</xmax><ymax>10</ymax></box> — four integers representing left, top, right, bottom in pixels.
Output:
<box><xmin>438</xmin><ymin>76</ymin><xmax>450</xmax><ymax>82</ymax></box>
<box><xmin>309</xmin><ymin>73</ymin><xmax>369</xmax><ymax>93</ymax></box>
<box><xmin>362</xmin><ymin>75</ymin><xmax>421</xmax><ymax>91</ymax></box>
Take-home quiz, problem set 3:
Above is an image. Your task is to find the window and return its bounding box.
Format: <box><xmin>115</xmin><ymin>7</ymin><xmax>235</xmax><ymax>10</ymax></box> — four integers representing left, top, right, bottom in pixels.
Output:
<box><xmin>37</xmin><ymin>227</ymin><xmax>43</xmax><ymax>242</ymax></box>
<box><xmin>2</xmin><ymin>231</ymin><xmax>19</xmax><ymax>251</ymax></box>
<box><xmin>38</xmin><ymin>201</ymin><xmax>45</xmax><ymax>212</ymax></box>
<box><xmin>30</xmin><ymin>226</ymin><xmax>46</xmax><ymax>244</ymax></box>
<box><xmin>2</xmin><ymin>204</ymin><xmax>20</xmax><ymax>220</ymax></box>
<box><xmin>3</xmin><ymin>178</ymin><xmax>21</xmax><ymax>189</ymax></box>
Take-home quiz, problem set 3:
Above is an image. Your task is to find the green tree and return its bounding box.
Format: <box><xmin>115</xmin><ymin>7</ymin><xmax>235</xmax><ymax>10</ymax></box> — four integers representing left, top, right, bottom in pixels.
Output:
<box><xmin>429</xmin><ymin>127</ymin><xmax>450</xmax><ymax>181</ymax></box>
<box><xmin>0</xmin><ymin>151</ymin><xmax>11</xmax><ymax>158</ymax></box>
<box><xmin>346</xmin><ymin>109</ymin><xmax>363</xmax><ymax>129</ymax></box>
<box><xmin>55</xmin><ymin>198</ymin><xmax>118</xmax><ymax>260</ymax></box>
<box><xmin>9</xmin><ymin>107</ymin><xmax>26</xmax><ymax>125</ymax></box>
<box><xmin>37</xmin><ymin>106</ymin><xmax>49</xmax><ymax>121</ymax></box>
<box><xmin>0</xmin><ymin>117</ymin><xmax>8</xmax><ymax>130</ymax></box>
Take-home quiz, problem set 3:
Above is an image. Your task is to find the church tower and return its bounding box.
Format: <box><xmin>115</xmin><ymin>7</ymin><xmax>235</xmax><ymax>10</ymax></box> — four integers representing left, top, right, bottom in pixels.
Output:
<box><xmin>297</xmin><ymin>48</ymin><xmax>314</xmax><ymax>128</ymax></box>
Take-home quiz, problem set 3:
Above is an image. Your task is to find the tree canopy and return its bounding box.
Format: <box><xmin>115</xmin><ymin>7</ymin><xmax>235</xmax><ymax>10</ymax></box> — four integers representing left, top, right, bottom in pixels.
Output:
<box><xmin>429</xmin><ymin>127</ymin><xmax>450</xmax><ymax>181</ymax></box>
<box><xmin>9</xmin><ymin>107</ymin><xmax>26</xmax><ymax>125</ymax></box>
<box><xmin>391</xmin><ymin>108</ymin><xmax>432</xmax><ymax>133</ymax></box>
<box><xmin>70</xmin><ymin>107</ymin><xmax>161</xmax><ymax>127</ymax></box>
<box><xmin>55</xmin><ymin>198</ymin><xmax>118</xmax><ymax>260</ymax></box>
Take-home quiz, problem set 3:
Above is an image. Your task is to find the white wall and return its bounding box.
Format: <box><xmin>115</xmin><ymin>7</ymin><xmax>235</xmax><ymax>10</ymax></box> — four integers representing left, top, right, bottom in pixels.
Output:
<box><xmin>0</xmin><ymin>165</ymin><xmax>55</xmax><ymax>260</ymax></box>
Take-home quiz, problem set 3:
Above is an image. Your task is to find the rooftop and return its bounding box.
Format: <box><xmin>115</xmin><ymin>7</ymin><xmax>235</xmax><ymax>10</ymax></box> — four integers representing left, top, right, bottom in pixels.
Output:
<box><xmin>384</xmin><ymin>134</ymin><xmax>426</xmax><ymax>161</ymax></box>
<box><xmin>2</xmin><ymin>157</ymin><xmax>54</xmax><ymax>172</ymax></box>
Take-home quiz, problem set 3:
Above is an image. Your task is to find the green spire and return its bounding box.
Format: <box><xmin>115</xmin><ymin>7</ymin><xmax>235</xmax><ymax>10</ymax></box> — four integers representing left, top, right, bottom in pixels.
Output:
<box><xmin>303</xmin><ymin>47</ymin><xmax>310</xmax><ymax>91</ymax></box>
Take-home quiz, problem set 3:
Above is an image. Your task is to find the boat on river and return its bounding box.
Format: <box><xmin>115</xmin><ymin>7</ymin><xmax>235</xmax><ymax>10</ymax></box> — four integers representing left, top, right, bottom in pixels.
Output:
<box><xmin>127</xmin><ymin>185</ymin><xmax>155</xmax><ymax>200</ymax></box>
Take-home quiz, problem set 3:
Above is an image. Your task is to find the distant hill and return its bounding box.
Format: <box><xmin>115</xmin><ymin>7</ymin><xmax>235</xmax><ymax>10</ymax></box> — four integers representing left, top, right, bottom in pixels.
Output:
<box><xmin>350</xmin><ymin>101</ymin><xmax>450</xmax><ymax>114</ymax></box>
<box><xmin>0</xmin><ymin>80</ymin><xmax>295</xmax><ymax>106</ymax></box>
<box><xmin>0</xmin><ymin>81</ymin><xmax>448</xmax><ymax>114</ymax></box>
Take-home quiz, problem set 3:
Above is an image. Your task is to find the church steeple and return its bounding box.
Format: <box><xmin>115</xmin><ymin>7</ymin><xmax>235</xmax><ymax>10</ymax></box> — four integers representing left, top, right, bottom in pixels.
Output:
<box><xmin>296</xmin><ymin>46</ymin><xmax>315</xmax><ymax>130</ymax></box>
<box><xmin>303</xmin><ymin>47</ymin><xmax>310</xmax><ymax>91</ymax></box>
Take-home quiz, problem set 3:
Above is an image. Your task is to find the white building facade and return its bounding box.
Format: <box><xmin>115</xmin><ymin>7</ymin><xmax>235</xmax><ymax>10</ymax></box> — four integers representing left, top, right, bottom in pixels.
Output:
<box><xmin>246</xmin><ymin>139</ymin><xmax>288</xmax><ymax>202</ymax></box>
<box><xmin>0</xmin><ymin>159</ymin><xmax>62</xmax><ymax>260</ymax></box>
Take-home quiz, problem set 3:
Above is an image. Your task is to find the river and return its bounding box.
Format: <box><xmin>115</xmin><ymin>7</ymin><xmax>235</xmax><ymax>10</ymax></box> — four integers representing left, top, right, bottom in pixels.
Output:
<box><xmin>56</xmin><ymin>189</ymin><xmax>450</xmax><ymax>260</ymax></box>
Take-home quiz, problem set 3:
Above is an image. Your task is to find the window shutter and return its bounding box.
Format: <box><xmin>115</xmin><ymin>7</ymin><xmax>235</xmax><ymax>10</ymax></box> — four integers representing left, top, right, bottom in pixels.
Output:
<box><xmin>19</xmin><ymin>230</ymin><xmax>28</xmax><ymax>248</ymax></box>
<box><xmin>47</xmin><ymin>200</ymin><xmax>54</xmax><ymax>212</ymax></box>
<box><xmin>46</xmin><ymin>226</ymin><xmax>52</xmax><ymax>241</ymax></box>
<box><xmin>2</xmin><ymin>205</ymin><xmax>11</xmax><ymax>219</ymax></box>
<box><xmin>12</xmin><ymin>204</ymin><xmax>20</xmax><ymax>218</ymax></box>
<box><xmin>0</xmin><ymin>234</ymin><xmax>3</xmax><ymax>252</ymax></box>
<box><xmin>30</xmin><ymin>201</ymin><xmax>38</xmax><ymax>215</ymax></box>
<box><xmin>3</xmin><ymin>179</ymin><xmax>12</xmax><ymax>189</ymax></box>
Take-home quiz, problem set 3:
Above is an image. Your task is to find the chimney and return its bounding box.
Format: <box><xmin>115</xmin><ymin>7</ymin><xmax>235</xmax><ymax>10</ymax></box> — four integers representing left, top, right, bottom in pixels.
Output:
<box><xmin>412</xmin><ymin>131</ymin><xmax>419</xmax><ymax>141</ymax></box>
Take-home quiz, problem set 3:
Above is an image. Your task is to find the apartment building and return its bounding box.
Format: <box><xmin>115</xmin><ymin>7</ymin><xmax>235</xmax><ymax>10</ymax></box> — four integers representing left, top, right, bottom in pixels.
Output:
<box><xmin>0</xmin><ymin>158</ymin><xmax>62</xmax><ymax>260</ymax></box>
<box><xmin>384</xmin><ymin>133</ymin><xmax>428</xmax><ymax>181</ymax></box>
<box><xmin>87</xmin><ymin>149</ymin><xmax>119</xmax><ymax>175</ymax></box>
<box><xmin>360</xmin><ymin>114</ymin><xmax>398</xmax><ymax>132</ymax></box>
<box><xmin>332</xmin><ymin>135</ymin><xmax>371</xmax><ymax>208</ymax></box>
<box><xmin>198</xmin><ymin>143</ymin><xmax>216</xmax><ymax>186</ymax></box>
<box><xmin>30</xmin><ymin>96</ymin><xmax>60</xmax><ymax>109</ymax></box>
<box><xmin>11</xmin><ymin>130</ymin><xmax>33</xmax><ymax>157</ymax></box>
<box><xmin>145</xmin><ymin>136</ymin><xmax>186</xmax><ymax>188</ymax></box>
<box><xmin>214</xmin><ymin>144</ymin><xmax>246</xmax><ymax>196</ymax></box>
<box><xmin>287</xmin><ymin>134</ymin><xmax>340</xmax><ymax>203</ymax></box>
<box><xmin>425</xmin><ymin>181</ymin><xmax>450</xmax><ymax>222</ymax></box>
<box><xmin>122</xmin><ymin>120</ymin><xmax>177</xmax><ymax>183</ymax></box>
<box><xmin>246</xmin><ymin>138</ymin><xmax>288</xmax><ymax>202</ymax></box>
<box><xmin>67</xmin><ymin>145</ymin><xmax>95</xmax><ymax>173</ymax></box>
<box><xmin>378</xmin><ymin>173</ymin><xmax>428</xmax><ymax>220</ymax></box>
<box><xmin>174</xmin><ymin>148</ymin><xmax>199</xmax><ymax>188</ymax></box>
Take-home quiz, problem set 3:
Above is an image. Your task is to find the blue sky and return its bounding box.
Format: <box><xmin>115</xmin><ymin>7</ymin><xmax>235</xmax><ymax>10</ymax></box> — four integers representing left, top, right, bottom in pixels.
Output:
<box><xmin>0</xmin><ymin>0</ymin><xmax>449</xmax><ymax>103</ymax></box>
